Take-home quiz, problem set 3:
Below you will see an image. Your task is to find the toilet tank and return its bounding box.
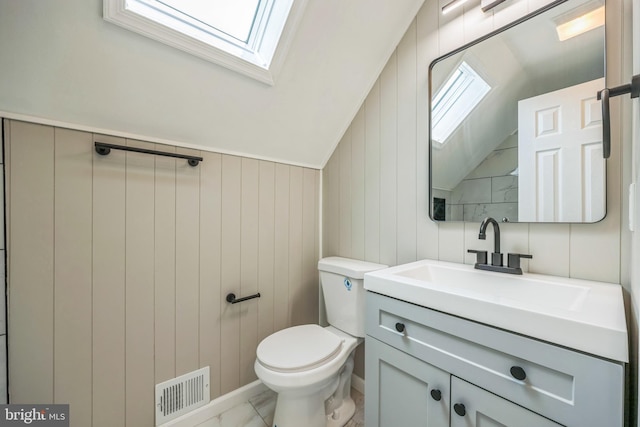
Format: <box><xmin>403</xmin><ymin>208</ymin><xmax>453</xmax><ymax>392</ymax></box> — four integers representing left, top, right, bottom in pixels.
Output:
<box><xmin>318</xmin><ymin>257</ymin><xmax>388</xmax><ymax>337</ymax></box>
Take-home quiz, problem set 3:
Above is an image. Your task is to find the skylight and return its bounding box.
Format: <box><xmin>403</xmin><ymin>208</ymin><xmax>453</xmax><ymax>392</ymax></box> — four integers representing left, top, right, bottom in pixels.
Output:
<box><xmin>431</xmin><ymin>61</ymin><xmax>491</xmax><ymax>145</ymax></box>
<box><xmin>104</xmin><ymin>0</ymin><xmax>306</xmax><ymax>85</ymax></box>
<box><xmin>157</xmin><ymin>0</ymin><xmax>261</xmax><ymax>43</ymax></box>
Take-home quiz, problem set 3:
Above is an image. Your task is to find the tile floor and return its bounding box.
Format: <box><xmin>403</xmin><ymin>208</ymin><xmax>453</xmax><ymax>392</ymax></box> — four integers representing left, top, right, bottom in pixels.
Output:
<box><xmin>196</xmin><ymin>388</ymin><xmax>364</xmax><ymax>427</ymax></box>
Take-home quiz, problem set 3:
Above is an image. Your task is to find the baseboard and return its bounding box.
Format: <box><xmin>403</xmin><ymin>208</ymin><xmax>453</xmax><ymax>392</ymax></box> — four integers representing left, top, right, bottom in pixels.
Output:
<box><xmin>160</xmin><ymin>379</ymin><xmax>268</xmax><ymax>427</ymax></box>
<box><xmin>351</xmin><ymin>373</ymin><xmax>365</xmax><ymax>395</ymax></box>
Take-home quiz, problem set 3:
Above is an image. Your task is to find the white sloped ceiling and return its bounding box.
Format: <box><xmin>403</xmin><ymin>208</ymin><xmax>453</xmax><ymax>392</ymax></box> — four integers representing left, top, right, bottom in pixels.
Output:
<box><xmin>0</xmin><ymin>0</ymin><xmax>425</xmax><ymax>168</ymax></box>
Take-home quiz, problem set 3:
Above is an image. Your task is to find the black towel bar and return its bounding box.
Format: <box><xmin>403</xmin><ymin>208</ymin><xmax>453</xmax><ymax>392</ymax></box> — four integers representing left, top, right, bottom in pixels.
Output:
<box><xmin>95</xmin><ymin>141</ymin><xmax>203</xmax><ymax>166</ymax></box>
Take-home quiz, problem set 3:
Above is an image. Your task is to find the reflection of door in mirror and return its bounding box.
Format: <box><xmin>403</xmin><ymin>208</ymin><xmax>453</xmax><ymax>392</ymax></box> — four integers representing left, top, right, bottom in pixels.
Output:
<box><xmin>518</xmin><ymin>78</ymin><xmax>605</xmax><ymax>222</ymax></box>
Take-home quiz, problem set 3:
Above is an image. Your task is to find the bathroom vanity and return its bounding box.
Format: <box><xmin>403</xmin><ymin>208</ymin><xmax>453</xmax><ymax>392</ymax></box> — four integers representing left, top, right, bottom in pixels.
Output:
<box><xmin>363</xmin><ymin>260</ymin><xmax>627</xmax><ymax>427</ymax></box>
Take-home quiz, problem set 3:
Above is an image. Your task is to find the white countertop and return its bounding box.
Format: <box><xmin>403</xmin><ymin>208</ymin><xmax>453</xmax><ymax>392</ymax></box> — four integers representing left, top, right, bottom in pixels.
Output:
<box><xmin>364</xmin><ymin>259</ymin><xmax>628</xmax><ymax>362</ymax></box>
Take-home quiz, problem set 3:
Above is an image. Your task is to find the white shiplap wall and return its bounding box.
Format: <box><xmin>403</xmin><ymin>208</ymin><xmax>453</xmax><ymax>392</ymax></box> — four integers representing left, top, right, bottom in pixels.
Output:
<box><xmin>323</xmin><ymin>0</ymin><xmax>630</xmax><ymax>377</ymax></box>
<box><xmin>324</xmin><ymin>0</ymin><xmax>626</xmax><ymax>282</ymax></box>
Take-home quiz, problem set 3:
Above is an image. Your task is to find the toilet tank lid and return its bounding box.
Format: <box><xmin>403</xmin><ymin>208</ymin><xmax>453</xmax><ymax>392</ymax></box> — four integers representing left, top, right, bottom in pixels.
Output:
<box><xmin>318</xmin><ymin>257</ymin><xmax>388</xmax><ymax>279</ymax></box>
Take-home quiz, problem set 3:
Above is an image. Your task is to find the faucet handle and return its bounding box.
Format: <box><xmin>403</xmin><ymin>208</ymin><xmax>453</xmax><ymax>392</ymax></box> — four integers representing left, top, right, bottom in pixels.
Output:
<box><xmin>507</xmin><ymin>253</ymin><xmax>532</xmax><ymax>269</ymax></box>
<box><xmin>468</xmin><ymin>249</ymin><xmax>488</xmax><ymax>265</ymax></box>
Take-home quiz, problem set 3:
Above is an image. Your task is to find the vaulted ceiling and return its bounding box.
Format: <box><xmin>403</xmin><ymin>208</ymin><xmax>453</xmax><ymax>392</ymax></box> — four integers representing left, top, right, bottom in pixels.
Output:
<box><xmin>0</xmin><ymin>0</ymin><xmax>425</xmax><ymax>168</ymax></box>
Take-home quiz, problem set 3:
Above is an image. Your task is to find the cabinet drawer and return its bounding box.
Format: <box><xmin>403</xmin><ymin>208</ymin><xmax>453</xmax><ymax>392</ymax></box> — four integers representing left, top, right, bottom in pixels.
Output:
<box><xmin>450</xmin><ymin>376</ymin><xmax>563</xmax><ymax>427</ymax></box>
<box><xmin>366</xmin><ymin>291</ymin><xmax>624</xmax><ymax>427</ymax></box>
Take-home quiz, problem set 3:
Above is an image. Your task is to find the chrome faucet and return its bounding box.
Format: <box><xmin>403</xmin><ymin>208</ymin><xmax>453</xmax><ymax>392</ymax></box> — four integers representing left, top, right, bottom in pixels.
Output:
<box><xmin>467</xmin><ymin>217</ymin><xmax>532</xmax><ymax>275</ymax></box>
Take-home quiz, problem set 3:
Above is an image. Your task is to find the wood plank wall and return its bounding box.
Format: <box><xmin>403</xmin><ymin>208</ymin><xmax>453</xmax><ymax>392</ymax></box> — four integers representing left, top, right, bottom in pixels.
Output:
<box><xmin>4</xmin><ymin>119</ymin><xmax>320</xmax><ymax>427</ymax></box>
<box><xmin>323</xmin><ymin>0</ymin><xmax>627</xmax><ymax>377</ymax></box>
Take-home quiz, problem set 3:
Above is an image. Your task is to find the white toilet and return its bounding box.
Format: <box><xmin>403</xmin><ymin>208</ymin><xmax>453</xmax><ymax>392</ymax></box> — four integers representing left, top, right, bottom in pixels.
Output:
<box><xmin>254</xmin><ymin>256</ymin><xmax>387</xmax><ymax>427</ymax></box>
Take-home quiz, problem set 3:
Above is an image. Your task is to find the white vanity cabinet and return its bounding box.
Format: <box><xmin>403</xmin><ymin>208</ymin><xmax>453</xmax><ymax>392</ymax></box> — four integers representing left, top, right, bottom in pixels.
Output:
<box><xmin>365</xmin><ymin>291</ymin><xmax>625</xmax><ymax>427</ymax></box>
<box><xmin>366</xmin><ymin>337</ymin><xmax>563</xmax><ymax>426</ymax></box>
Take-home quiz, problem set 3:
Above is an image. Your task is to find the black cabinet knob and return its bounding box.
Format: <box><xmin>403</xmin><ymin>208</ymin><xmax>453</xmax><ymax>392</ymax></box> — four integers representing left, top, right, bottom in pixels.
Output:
<box><xmin>453</xmin><ymin>403</ymin><xmax>466</xmax><ymax>416</ymax></box>
<box><xmin>510</xmin><ymin>366</ymin><xmax>527</xmax><ymax>381</ymax></box>
<box><xmin>430</xmin><ymin>389</ymin><xmax>441</xmax><ymax>401</ymax></box>
<box><xmin>395</xmin><ymin>322</ymin><xmax>405</xmax><ymax>333</ymax></box>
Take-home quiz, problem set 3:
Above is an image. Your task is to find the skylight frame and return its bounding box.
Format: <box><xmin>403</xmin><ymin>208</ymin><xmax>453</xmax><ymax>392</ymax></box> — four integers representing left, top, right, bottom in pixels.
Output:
<box><xmin>431</xmin><ymin>60</ymin><xmax>491</xmax><ymax>146</ymax></box>
<box><xmin>103</xmin><ymin>0</ymin><xmax>307</xmax><ymax>85</ymax></box>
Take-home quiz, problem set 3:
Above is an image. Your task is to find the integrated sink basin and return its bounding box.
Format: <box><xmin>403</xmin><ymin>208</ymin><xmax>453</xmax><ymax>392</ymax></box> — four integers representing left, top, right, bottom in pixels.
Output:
<box><xmin>395</xmin><ymin>263</ymin><xmax>590</xmax><ymax>311</ymax></box>
<box><xmin>364</xmin><ymin>259</ymin><xmax>628</xmax><ymax>362</ymax></box>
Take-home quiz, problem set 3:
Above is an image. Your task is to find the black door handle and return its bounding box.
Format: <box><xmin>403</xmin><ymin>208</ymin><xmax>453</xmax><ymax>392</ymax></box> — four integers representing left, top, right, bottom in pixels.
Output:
<box><xmin>454</xmin><ymin>403</ymin><xmax>466</xmax><ymax>416</ymax></box>
<box><xmin>395</xmin><ymin>322</ymin><xmax>405</xmax><ymax>333</ymax></box>
<box><xmin>430</xmin><ymin>389</ymin><xmax>441</xmax><ymax>401</ymax></box>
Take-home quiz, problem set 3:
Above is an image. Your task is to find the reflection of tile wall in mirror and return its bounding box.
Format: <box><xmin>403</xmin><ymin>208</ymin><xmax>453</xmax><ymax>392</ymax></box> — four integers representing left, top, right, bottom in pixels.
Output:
<box><xmin>464</xmin><ymin>203</ymin><xmax>518</xmax><ymax>222</ymax></box>
<box><xmin>492</xmin><ymin>176</ymin><xmax>518</xmax><ymax>203</ymax></box>
<box><xmin>465</xmin><ymin>137</ymin><xmax>518</xmax><ymax>180</ymax></box>
<box><xmin>450</xmin><ymin>205</ymin><xmax>464</xmax><ymax>221</ymax></box>
<box><xmin>446</xmin><ymin>135</ymin><xmax>519</xmax><ymax>223</ymax></box>
<box><xmin>451</xmin><ymin>178</ymin><xmax>492</xmax><ymax>204</ymax></box>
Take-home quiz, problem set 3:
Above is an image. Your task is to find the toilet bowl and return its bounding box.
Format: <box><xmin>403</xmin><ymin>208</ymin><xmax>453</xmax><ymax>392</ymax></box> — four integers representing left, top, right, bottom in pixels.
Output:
<box><xmin>254</xmin><ymin>257</ymin><xmax>387</xmax><ymax>427</ymax></box>
<box><xmin>255</xmin><ymin>325</ymin><xmax>360</xmax><ymax>427</ymax></box>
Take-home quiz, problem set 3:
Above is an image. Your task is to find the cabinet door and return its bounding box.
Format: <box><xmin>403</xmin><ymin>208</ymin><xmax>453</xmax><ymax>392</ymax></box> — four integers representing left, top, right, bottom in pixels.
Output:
<box><xmin>450</xmin><ymin>377</ymin><xmax>563</xmax><ymax>427</ymax></box>
<box><xmin>365</xmin><ymin>337</ymin><xmax>450</xmax><ymax>427</ymax></box>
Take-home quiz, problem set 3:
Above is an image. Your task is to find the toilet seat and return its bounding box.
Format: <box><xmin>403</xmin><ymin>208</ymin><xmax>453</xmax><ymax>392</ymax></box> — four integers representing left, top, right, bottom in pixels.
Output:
<box><xmin>256</xmin><ymin>324</ymin><xmax>344</xmax><ymax>373</ymax></box>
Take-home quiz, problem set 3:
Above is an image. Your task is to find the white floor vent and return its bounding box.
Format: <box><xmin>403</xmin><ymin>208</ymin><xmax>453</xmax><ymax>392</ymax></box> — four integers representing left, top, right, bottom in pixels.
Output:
<box><xmin>155</xmin><ymin>366</ymin><xmax>210</xmax><ymax>426</ymax></box>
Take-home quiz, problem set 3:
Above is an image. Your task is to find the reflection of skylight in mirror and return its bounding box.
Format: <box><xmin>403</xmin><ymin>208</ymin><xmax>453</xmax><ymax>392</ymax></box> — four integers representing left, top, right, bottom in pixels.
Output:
<box><xmin>432</xmin><ymin>61</ymin><xmax>491</xmax><ymax>145</ymax></box>
<box><xmin>157</xmin><ymin>0</ymin><xmax>261</xmax><ymax>42</ymax></box>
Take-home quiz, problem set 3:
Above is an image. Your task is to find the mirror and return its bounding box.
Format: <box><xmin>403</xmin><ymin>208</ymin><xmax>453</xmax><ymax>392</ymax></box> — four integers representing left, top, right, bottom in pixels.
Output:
<box><xmin>429</xmin><ymin>0</ymin><xmax>606</xmax><ymax>223</ymax></box>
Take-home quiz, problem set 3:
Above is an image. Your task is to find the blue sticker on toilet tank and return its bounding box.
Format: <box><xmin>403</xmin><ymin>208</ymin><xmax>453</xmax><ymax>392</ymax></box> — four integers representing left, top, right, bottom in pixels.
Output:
<box><xmin>344</xmin><ymin>278</ymin><xmax>352</xmax><ymax>291</ymax></box>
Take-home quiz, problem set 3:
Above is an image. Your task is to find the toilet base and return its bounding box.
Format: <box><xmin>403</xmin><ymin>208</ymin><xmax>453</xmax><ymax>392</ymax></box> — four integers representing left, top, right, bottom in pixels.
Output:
<box><xmin>326</xmin><ymin>396</ymin><xmax>355</xmax><ymax>427</ymax></box>
<box><xmin>271</xmin><ymin>390</ymin><xmax>356</xmax><ymax>427</ymax></box>
<box><xmin>325</xmin><ymin>351</ymin><xmax>356</xmax><ymax>427</ymax></box>
<box><xmin>271</xmin><ymin>377</ymin><xmax>338</xmax><ymax>427</ymax></box>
